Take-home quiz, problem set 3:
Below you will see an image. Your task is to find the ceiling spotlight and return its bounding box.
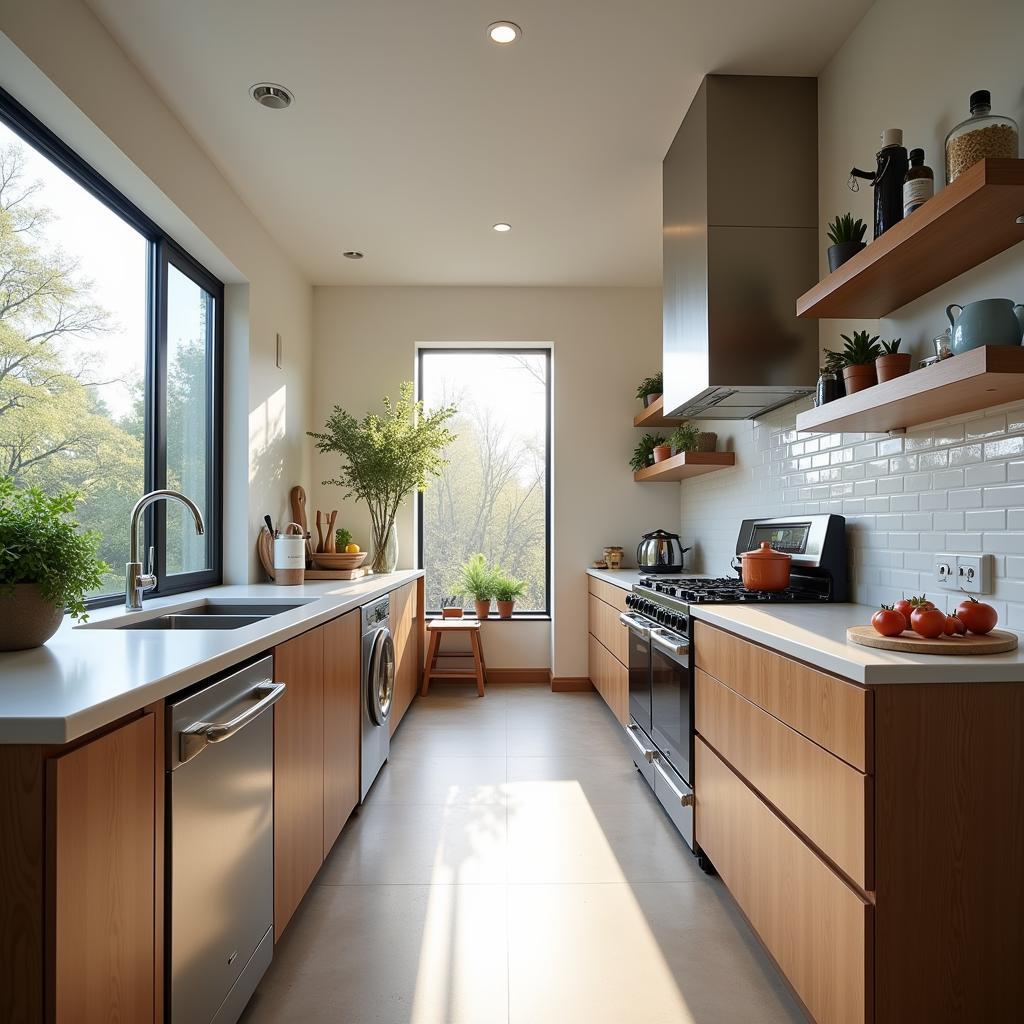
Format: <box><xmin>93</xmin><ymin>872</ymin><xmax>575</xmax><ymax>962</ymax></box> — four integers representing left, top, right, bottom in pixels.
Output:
<box><xmin>250</xmin><ymin>83</ymin><xmax>294</xmax><ymax>109</ymax></box>
<box><xmin>487</xmin><ymin>21</ymin><xmax>521</xmax><ymax>44</ymax></box>
<box><xmin>492</xmin><ymin>223</ymin><xmax>512</xmax><ymax>233</ymax></box>
<box><xmin>343</xmin><ymin>251</ymin><xmax>364</xmax><ymax>259</ymax></box>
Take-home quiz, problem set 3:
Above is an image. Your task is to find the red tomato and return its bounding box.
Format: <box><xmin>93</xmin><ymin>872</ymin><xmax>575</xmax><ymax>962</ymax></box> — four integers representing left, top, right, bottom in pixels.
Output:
<box><xmin>943</xmin><ymin>615</ymin><xmax>963</xmax><ymax>636</ymax></box>
<box><xmin>956</xmin><ymin>598</ymin><xmax>998</xmax><ymax>635</ymax></box>
<box><xmin>910</xmin><ymin>595</ymin><xmax>936</xmax><ymax>611</ymax></box>
<box><xmin>894</xmin><ymin>598</ymin><xmax>913</xmax><ymax>621</ymax></box>
<box><xmin>948</xmin><ymin>615</ymin><xmax>967</xmax><ymax>635</ymax></box>
<box><xmin>872</xmin><ymin>606</ymin><xmax>906</xmax><ymax>637</ymax></box>
<box><xmin>911</xmin><ymin>606</ymin><xmax>947</xmax><ymax>639</ymax></box>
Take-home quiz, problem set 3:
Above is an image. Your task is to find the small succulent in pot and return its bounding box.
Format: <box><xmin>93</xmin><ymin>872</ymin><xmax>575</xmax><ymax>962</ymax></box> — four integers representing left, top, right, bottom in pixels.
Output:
<box><xmin>668</xmin><ymin>422</ymin><xmax>700</xmax><ymax>456</ymax></box>
<box><xmin>440</xmin><ymin>594</ymin><xmax>464</xmax><ymax>618</ymax></box>
<box><xmin>826</xmin><ymin>213</ymin><xmax>868</xmax><ymax>272</ymax></box>
<box><xmin>493</xmin><ymin>573</ymin><xmax>526</xmax><ymax>619</ymax></box>
<box><xmin>875</xmin><ymin>337</ymin><xmax>912</xmax><ymax>384</ymax></box>
<box><xmin>630</xmin><ymin>433</ymin><xmax>666</xmax><ymax>472</ymax></box>
<box><xmin>839</xmin><ymin>330</ymin><xmax>881</xmax><ymax>394</ymax></box>
<box><xmin>635</xmin><ymin>371</ymin><xmax>664</xmax><ymax>407</ymax></box>
<box><xmin>0</xmin><ymin>477</ymin><xmax>109</xmax><ymax>650</ymax></box>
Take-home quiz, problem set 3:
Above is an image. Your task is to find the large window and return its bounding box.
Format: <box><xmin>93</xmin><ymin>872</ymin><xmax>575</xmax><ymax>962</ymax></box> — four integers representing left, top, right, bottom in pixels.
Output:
<box><xmin>418</xmin><ymin>348</ymin><xmax>550</xmax><ymax>615</ymax></box>
<box><xmin>0</xmin><ymin>87</ymin><xmax>221</xmax><ymax>602</ymax></box>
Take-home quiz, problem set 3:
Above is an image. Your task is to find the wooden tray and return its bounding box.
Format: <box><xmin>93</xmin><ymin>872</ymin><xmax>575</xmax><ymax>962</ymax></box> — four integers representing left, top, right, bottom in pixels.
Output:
<box><xmin>847</xmin><ymin>625</ymin><xmax>1018</xmax><ymax>656</ymax></box>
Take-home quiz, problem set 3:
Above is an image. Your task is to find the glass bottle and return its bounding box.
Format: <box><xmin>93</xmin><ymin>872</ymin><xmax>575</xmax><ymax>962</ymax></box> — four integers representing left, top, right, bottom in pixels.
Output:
<box><xmin>945</xmin><ymin>90</ymin><xmax>1019</xmax><ymax>185</ymax></box>
<box><xmin>815</xmin><ymin>371</ymin><xmax>840</xmax><ymax>408</ymax></box>
<box><xmin>903</xmin><ymin>148</ymin><xmax>934</xmax><ymax>217</ymax></box>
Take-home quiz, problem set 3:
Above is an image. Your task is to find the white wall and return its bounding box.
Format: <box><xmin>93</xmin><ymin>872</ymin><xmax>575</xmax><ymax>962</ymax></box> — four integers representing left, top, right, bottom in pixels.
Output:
<box><xmin>312</xmin><ymin>286</ymin><xmax>679</xmax><ymax>673</ymax></box>
<box><xmin>679</xmin><ymin>0</ymin><xmax>1024</xmax><ymax>625</ymax></box>
<box><xmin>0</xmin><ymin>0</ymin><xmax>314</xmax><ymax>582</ymax></box>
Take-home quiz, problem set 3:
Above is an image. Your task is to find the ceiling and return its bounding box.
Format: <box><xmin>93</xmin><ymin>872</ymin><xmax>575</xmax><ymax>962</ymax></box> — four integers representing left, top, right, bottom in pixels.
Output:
<box><xmin>83</xmin><ymin>0</ymin><xmax>872</xmax><ymax>286</ymax></box>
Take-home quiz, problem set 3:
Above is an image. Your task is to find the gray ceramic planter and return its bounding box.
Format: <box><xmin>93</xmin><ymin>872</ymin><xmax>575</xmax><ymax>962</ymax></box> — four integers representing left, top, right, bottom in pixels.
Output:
<box><xmin>0</xmin><ymin>583</ymin><xmax>65</xmax><ymax>651</ymax></box>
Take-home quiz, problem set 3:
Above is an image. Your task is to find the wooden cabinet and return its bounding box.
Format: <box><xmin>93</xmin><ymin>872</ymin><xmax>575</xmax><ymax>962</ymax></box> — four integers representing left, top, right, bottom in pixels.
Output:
<box><xmin>273</xmin><ymin>627</ymin><xmax>325</xmax><ymax>940</ymax></box>
<box><xmin>48</xmin><ymin>712</ymin><xmax>162</xmax><ymax>1024</ymax></box>
<box><xmin>389</xmin><ymin>578</ymin><xmax>420</xmax><ymax>734</ymax></box>
<box><xmin>323</xmin><ymin>610</ymin><xmax>361</xmax><ymax>855</ymax></box>
<box><xmin>586</xmin><ymin>576</ymin><xmax>629</xmax><ymax>724</ymax></box>
<box><xmin>587</xmin><ymin>634</ymin><xmax>628</xmax><ymax>723</ymax></box>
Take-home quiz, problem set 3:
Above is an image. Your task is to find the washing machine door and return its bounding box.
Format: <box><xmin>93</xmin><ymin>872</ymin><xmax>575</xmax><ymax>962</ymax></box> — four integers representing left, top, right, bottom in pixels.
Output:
<box><xmin>367</xmin><ymin>628</ymin><xmax>395</xmax><ymax>725</ymax></box>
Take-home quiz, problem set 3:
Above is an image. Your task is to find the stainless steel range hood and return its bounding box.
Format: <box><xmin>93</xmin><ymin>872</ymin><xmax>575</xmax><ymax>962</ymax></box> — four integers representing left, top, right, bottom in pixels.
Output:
<box><xmin>663</xmin><ymin>75</ymin><xmax>820</xmax><ymax>420</ymax></box>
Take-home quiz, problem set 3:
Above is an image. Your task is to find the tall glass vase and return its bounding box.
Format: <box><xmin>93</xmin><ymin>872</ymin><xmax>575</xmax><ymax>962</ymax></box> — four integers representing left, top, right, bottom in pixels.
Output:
<box><xmin>371</xmin><ymin>520</ymin><xmax>398</xmax><ymax>574</ymax></box>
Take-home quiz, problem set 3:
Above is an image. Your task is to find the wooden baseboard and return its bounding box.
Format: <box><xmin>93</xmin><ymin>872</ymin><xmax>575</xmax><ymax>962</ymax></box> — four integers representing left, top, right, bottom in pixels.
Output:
<box><xmin>550</xmin><ymin>676</ymin><xmax>596</xmax><ymax>692</ymax></box>
<box><xmin>485</xmin><ymin>668</ymin><xmax>550</xmax><ymax>685</ymax></box>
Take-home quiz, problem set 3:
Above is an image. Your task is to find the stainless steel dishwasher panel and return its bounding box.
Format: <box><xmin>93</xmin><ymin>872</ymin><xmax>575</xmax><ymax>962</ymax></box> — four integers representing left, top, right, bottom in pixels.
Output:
<box><xmin>168</xmin><ymin>655</ymin><xmax>280</xmax><ymax>1024</ymax></box>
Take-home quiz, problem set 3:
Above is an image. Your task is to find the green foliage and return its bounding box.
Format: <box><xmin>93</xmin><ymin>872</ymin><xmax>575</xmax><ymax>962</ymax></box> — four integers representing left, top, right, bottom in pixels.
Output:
<box><xmin>820</xmin><ymin>348</ymin><xmax>845</xmax><ymax>375</ymax></box>
<box><xmin>630</xmin><ymin>433</ymin><xmax>665</xmax><ymax>472</ymax></box>
<box><xmin>493</xmin><ymin>572</ymin><xmax>526</xmax><ymax>602</ymax></box>
<box><xmin>457</xmin><ymin>553</ymin><xmax>500</xmax><ymax>601</ymax></box>
<box><xmin>335</xmin><ymin>527</ymin><xmax>353</xmax><ymax>549</ymax></box>
<box><xmin>840</xmin><ymin>331</ymin><xmax>882</xmax><ymax>366</ymax></box>
<box><xmin>310</xmin><ymin>382</ymin><xmax>457</xmax><ymax>570</ymax></box>
<box><xmin>634</xmin><ymin>371</ymin><xmax>663</xmax><ymax>400</ymax></box>
<box><xmin>668</xmin><ymin>422</ymin><xmax>700</xmax><ymax>453</ymax></box>
<box><xmin>826</xmin><ymin>212</ymin><xmax>867</xmax><ymax>246</ymax></box>
<box><xmin>0</xmin><ymin>477</ymin><xmax>108</xmax><ymax>620</ymax></box>
<box><xmin>879</xmin><ymin>337</ymin><xmax>903</xmax><ymax>355</ymax></box>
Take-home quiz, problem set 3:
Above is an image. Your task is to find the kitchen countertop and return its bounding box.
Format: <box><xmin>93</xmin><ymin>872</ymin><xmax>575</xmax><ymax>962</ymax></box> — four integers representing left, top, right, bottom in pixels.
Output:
<box><xmin>586</xmin><ymin>567</ymin><xmax>646</xmax><ymax>590</ymax></box>
<box><xmin>0</xmin><ymin>571</ymin><xmax>423</xmax><ymax>745</ymax></box>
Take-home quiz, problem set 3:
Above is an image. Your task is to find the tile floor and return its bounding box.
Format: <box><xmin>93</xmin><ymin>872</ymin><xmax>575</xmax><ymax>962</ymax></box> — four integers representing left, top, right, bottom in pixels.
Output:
<box><xmin>241</xmin><ymin>683</ymin><xmax>804</xmax><ymax>1024</ymax></box>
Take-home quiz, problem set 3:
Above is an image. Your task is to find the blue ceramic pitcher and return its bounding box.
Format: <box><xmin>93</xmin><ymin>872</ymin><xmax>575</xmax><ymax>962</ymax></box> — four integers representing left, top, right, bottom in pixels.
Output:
<box><xmin>946</xmin><ymin>299</ymin><xmax>1024</xmax><ymax>354</ymax></box>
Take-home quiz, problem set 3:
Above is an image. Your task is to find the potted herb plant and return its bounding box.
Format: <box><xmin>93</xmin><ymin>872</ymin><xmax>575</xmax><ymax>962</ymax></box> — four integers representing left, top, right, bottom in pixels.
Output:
<box><xmin>458</xmin><ymin>554</ymin><xmax>498</xmax><ymax>620</ymax></box>
<box><xmin>635</xmin><ymin>371</ymin><xmax>664</xmax><ymax>408</ymax></box>
<box><xmin>840</xmin><ymin>330</ymin><xmax>881</xmax><ymax>394</ymax></box>
<box><xmin>668</xmin><ymin>422</ymin><xmax>700</xmax><ymax>456</ymax></box>
<box><xmin>440</xmin><ymin>595</ymin><xmax>464</xmax><ymax>619</ymax></box>
<box><xmin>826</xmin><ymin>213</ymin><xmax>868</xmax><ymax>272</ymax></box>
<box><xmin>630</xmin><ymin>433</ymin><xmax>665</xmax><ymax>472</ymax></box>
<box><xmin>0</xmin><ymin>478</ymin><xmax>108</xmax><ymax>650</ymax></box>
<box><xmin>494</xmin><ymin>573</ymin><xmax>526</xmax><ymax>619</ymax></box>
<box><xmin>875</xmin><ymin>337</ymin><xmax>911</xmax><ymax>383</ymax></box>
<box><xmin>310</xmin><ymin>382</ymin><xmax>457</xmax><ymax>574</ymax></box>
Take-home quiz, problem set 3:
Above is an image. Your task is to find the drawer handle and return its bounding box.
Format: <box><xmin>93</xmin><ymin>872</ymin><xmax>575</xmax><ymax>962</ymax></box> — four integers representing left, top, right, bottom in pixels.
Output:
<box><xmin>654</xmin><ymin>755</ymin><xmax>695</xmax><ymax>807</ymax></box>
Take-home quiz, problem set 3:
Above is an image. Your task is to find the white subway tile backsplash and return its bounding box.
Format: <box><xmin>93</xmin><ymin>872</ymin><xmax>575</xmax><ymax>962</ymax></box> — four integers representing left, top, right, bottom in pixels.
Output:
<box><xmin>983</xmin><ymin>485</ymin><xmax>1024</xmax><ymax>508</ymax></box>
<box><xmin>949</xmin><ymin>444</ymin><xmax>984</xmax><ymax>465</ymax></box>
<box><xmin>931</xmin><ymin>468</ymin><xmax>964</xmax><ymax>489</ymax></box>
<box><xmin>965</xmin><ymin>463</ymin><xmax>1007</xmax><ymax>486</ymax></box>
<box><xmin>949</xmin><ymin>488</ymin><xmax>983</xmax><ymax>509</ymax></box>
<box><xmin>966</xmin><ymin>415</ymin><xmax>1007</xmax><ymax>439</ymax></box>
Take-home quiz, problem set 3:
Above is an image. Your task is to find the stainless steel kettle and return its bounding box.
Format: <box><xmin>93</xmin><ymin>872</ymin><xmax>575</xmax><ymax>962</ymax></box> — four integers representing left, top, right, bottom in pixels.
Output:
<box><xmin>636</xmin><ymin>530</ymin><xmax>689</xmax><ymax>574</ymax></box>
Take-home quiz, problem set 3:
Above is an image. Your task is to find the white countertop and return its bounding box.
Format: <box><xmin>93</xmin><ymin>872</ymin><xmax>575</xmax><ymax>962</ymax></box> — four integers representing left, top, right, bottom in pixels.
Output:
<box><xmin>0</xmin><ymin>571</ymin><xmax>422</xmax><ymax>744</ymax></box>
<box><xmin>586</xmin><ymin>567</ymin><xmax>646</xmax><ymax>590</ymax></box>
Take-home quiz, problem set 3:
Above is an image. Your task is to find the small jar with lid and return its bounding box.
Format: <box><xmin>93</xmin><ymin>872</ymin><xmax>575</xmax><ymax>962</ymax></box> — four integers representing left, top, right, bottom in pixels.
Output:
<box><xmin>945</xmin><ymin>90</ymin><xmax>1019</xmax><ymax>185</ymax></box>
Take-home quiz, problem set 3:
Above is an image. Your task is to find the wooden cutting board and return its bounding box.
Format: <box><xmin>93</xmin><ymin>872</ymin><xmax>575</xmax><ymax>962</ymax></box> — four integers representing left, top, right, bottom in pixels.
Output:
<box><xmin>847</xmin><ymin>625</ymin><xmax>1018</xmax><ymax>655</ymax></box>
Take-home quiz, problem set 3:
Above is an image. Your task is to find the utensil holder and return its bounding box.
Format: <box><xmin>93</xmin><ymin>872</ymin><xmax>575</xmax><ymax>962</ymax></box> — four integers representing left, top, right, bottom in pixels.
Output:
<box><xmin>274</xmin><ymin>523</ymin><xmax>306</xmax><ymax>585</ymax></box>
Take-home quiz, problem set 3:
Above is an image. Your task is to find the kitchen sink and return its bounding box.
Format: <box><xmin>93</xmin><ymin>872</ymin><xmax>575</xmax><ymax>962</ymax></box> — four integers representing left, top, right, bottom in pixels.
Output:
<box><xmin>79</xmin><ymin>599</ymin><xmax>316</xmax><ymax>630</ymax></box>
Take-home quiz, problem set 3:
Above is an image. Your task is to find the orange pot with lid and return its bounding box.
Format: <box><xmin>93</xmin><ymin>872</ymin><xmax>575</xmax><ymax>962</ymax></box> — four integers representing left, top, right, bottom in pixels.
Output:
<box><xmin>739</xmin><ymin>541</ymin><xmax>792</xmax><ymax>591</ymax></box>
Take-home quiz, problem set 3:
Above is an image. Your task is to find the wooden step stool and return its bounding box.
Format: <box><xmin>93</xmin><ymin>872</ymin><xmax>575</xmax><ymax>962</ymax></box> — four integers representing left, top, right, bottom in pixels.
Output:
<box><xmin>421</xmin><ymin>619</ymin><xmax>487</xmax><ymax>697</ymax></box>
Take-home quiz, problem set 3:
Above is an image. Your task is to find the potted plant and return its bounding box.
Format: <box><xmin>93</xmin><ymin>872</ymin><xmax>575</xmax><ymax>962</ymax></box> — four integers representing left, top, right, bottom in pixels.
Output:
<box><xmin>440</xmin><ymin>594</ymin><xmax>464</xmax><ymax>619</ymax></box>
<box><xmin>630</xmin><ymin>433</ymin><xmax>665</xmax><ymax>471</ymax></box>
<box><xmin>668</xmin><ymin>422</ymin><xmax>700</xmax><ymax>456</ymax></box>
<box><xmin>0</xmin><ymin>478</ymin><xmax>108</xmax><ymax>651</ymax></box>
<box><xmin>652</xmin><ymin>441</ymin><xmax>672</xmax><ymax>463</ymax></box>
<box><xmin>839</xmin><ymin>330</ymin><xmax>881</xmax><ymax>394</ymax></box>
<box><xmin>635</xmin><ymin>371</ymin><xmax>664</xmax><ymax>408</ymax></box>
<box><xmin>493</xmin><ymin>573</ymin><xmax>526</xmax><ymax>619</ymax></box>
<box><xmin>310</xmin><ymin>382</ymin><xmax>457</xmax><ymax>574</ymax></box>
<box><xmin>826</xmin><ymin>213</ymin><xmax>867</xmax><ymax>272</ymax></box>
<box><xmin>875</xmin><ymin>337</ymin><xmax>911</xmax><ymax>383</ymax></box>
<box><xmin>458</xmin><ymin>554</ymin><xmax>498</xmax><ymax>620</ymax></box>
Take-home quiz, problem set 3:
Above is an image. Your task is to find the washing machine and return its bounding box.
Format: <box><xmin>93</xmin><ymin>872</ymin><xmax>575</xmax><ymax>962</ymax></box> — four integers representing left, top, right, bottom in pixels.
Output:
<box><xmin>360</xmin><ymin>594</ymin><xmax>394</xmax><ymax>800</ymax></box>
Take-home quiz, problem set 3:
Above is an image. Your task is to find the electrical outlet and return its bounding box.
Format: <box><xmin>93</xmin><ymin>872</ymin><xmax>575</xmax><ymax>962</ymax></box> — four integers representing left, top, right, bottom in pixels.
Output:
<box><xmin>956</xmin><ymin>554</ymin><xmax>993</xmax><ymax>595</ymax></box>
<box><xmin>933</xmin><ymin>554</ymin><xmax>956</xmax><ymax>589</ymax></box>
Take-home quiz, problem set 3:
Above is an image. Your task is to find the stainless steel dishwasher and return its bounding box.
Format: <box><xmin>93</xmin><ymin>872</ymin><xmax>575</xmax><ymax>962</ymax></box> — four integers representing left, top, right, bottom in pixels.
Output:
<box><xmin>167</xmin><ymin>656</ymin><xmax>284</xmax><ymax>1024</ymax></box>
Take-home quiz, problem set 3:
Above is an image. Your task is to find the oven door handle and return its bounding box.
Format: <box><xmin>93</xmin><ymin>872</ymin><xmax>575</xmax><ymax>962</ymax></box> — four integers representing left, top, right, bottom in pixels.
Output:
<box><xmin>653</xmin><ymin>756</ymin><xmax>695</xmax><ymax>808</ymax></box>
<box><xmin>626</xmin><ymin>724</ymin><xmax>657</xmax><ymax>763</ymax></box>
<box><xmin>619</xmin><ymin>612</ymin><xmax>651</xmax><ymax>639</ymax></box>
<box><xmin>651</xmin><ymin>629</ymin><xmax>690</xmax><ymax>657</ymax></box>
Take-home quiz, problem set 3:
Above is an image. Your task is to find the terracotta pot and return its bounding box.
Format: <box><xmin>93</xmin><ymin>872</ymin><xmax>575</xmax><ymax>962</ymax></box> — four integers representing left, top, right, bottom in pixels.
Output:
<box><xmin>474</xmin><ymin>599</ymin><xmax>492</xmax><ymax>620</ymax></box>
<box><xmin>739</xmin><ymin>542</ymin><xmax>792</xmax><ymax>592</ymax></box>
<box><xmin>441</xmin><ymin>607</ymin><xmax>464</xmax><ymax>619</ymax></box>
<box><xmin>695</xmin><ymin>432</ymin><xmax>718</xmax><ymax>452</ymax></box>
<box><xmin>842</xmin><ymin>363</ymin><xmax>877</xmax><ymax>394</ymax></box>
<box><xmin>875</xmin><ymin>353</ymin><xmax>912</xmax><ymax>383</ymax></box>
<box><xmin>0</xmin><ymin>584</ymin><xmax>65</xmax><ymax>651</ymax></box>
<box><xmin>652</xmin><ymin>444</ymin><xmax>672</xmax><ymax>463</ymax></box>
<box><xmin>642</xmin><ymin>392</ymin><xmax>662</xmax><ymax>408</ymax></box>
<box><xmin>496</xmin><ymin>600</ymin><xmax>515</xmax><ymax>620</ymax></box>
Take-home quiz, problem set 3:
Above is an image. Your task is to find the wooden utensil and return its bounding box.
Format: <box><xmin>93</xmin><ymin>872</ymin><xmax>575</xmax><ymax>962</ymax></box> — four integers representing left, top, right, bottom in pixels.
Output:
<box><xmin>325</xmin><ymin>510</ymin><xmax>338</xmax><ymax>552</ymax></box>
<box><xmin>290</xmin><ymin>485</ymin><xmax>312</xmax><ymax>565</ymax></box>
<box><xmin>847</xmin><ymin>625</ymin><xmax>1018</xmax><ymax>655</ymax></box>
<box><xmin>315</xmin><ymin>510</ymin><xmax>324</xmax><ymax>553</ymax></box>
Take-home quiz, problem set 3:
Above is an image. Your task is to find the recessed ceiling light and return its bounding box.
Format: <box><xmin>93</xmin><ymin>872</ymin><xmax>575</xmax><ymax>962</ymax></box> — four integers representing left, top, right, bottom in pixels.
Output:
<box><xmin>250</xmin><ymin>83</ymin><xmax>294</xmax><ymax>109</ymax></box>
<box><xmin>487</xmin><ymin>21</ymin><xmax>521</xmax><ymax>44</ymax></box>
<box><xmin>492</xmin><ymin>223</ymin><xmax>512</xmax><ymax>232</ymax></box>
<box><xmin>343</xmin><ymin>251</ymin><xmax>364</xmax><ymax>259</ymax></box>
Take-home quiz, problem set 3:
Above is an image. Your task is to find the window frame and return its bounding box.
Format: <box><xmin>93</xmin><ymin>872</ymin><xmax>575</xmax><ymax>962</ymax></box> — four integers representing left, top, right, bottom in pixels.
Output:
<box><xmin>0</xmin><ymin>85</ymin><xmax>224</xmax><ymax>605</ymax></box>
<box><xmin>416</xmin><ymin>346</ymin><xmax>552</xmax><ymax>619</ymax></box>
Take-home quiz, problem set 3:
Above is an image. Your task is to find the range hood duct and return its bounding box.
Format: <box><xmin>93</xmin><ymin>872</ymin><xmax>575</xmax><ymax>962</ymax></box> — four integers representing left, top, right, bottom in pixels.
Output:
<box><xmin>662</xmin><ymin>75</ymin><xmax>820</xmax><ymax>420</ymax></box>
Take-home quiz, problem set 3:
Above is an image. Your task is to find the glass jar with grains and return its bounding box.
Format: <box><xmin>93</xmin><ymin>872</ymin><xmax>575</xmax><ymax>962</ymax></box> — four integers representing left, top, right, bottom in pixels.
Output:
<box><xmin>945</xmin><ymin>90</ymin><xmax>1018</xmax><ymax>185</ymax></box>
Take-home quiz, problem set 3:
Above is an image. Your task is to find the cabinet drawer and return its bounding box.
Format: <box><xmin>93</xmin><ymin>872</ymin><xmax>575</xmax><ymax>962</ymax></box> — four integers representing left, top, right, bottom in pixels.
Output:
<box><xmin>694</xmin><ymin>621</ymin><xmax>871</xmax><ymax>772</ymax></box>
<box><xmin>696</xmin><ymin>739</ymin><xmax>871</xmax><ymax>1024</ymax></box>
<box><xmin>588</xmin><ymin>593</ymin><xmax>629</xmax><ymax>665</ymax></box>
<box><xmin>587</xmin><ymin>576</ymin><xmax>629</xmax><ymax>614</ymax></box>
<box><xmin>587</xmin><ymin>634</ymin><xmax>628</xmax><ymax>724</ymax></box>
<box><xmin>696</xmin><ymin>669</ymin><xmax>872</xmax><ymax>889</ymax></box>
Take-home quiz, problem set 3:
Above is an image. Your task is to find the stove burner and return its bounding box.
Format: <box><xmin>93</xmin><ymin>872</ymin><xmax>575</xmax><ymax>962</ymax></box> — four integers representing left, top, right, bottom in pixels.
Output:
<box><xmin>638</xmin><ymin>576</ymin><xmax>827</xmax><ymax>604</ymax></box>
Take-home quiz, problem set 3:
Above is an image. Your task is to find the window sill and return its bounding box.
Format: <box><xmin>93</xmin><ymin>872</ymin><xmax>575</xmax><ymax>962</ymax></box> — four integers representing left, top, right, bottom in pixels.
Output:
<box><xmin>425</xmin><ymin>612</ymin><xmax>551</xmax><ymax>623</ymax></box>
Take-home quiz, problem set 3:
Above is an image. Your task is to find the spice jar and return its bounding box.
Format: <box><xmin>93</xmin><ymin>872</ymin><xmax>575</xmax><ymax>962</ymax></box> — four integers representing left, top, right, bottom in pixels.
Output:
<box><xmin>945</xmin><ymin>90</ymin><xmax>1019</xmax><ymax>185</ymax></box>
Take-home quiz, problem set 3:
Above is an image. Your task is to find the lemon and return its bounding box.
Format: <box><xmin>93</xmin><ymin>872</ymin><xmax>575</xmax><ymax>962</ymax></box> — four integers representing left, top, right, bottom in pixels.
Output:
<box><xmin>345</xmin><ymin>543</ymin><xmax>360</xmax><ymax>554</ymax></box>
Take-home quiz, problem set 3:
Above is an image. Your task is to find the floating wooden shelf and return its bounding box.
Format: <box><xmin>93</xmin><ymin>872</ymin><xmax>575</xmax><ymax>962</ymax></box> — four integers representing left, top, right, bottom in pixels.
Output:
<box><xmin>795</xmin><ymin>346</ymin><xmax>1024</xmax><ymax>435</ymax></box>
<box><xmin>633</xmin><ymin>395</ymin><xmax>683</xmax><ymax>428</ymax></box>
<box><xmin>797</xmin><ymin>159</ymin><xmax>1024</xmax><ymax>319</ymax></box>
<box><xmin>634</xmin><ymin>451</ymin><xmax>735</xmax><ymax>481</ymax></box>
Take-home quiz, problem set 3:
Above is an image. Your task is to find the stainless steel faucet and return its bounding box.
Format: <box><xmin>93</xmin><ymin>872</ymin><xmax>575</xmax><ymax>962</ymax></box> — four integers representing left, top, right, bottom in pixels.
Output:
<box><xmin>126</xmin><ymin>489</ymin><xmax>206</xmax><ymax>610</ymax></box>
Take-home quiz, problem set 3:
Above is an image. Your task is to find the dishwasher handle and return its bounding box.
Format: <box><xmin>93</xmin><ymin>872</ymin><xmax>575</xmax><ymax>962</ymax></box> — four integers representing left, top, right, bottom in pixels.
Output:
<box><xmin>179</xmin><ymin>681</ymin><xmax>285</xmax><ymax>765</ymax></box>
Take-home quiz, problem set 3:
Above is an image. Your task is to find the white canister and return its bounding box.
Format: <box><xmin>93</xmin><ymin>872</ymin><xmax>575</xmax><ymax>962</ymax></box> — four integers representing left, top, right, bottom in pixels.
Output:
<box><xmin>274</xmin><ymin>523</ymin><xmax>306</xmax><ymax>585</ymax></box>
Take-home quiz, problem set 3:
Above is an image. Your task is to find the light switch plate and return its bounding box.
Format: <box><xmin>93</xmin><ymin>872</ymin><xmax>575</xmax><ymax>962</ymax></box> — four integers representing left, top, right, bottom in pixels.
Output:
<box><xmin>956</xmin><ymin>554</ymin><xmax>993</xmax><ymax>595</ymax></box>
<box><xmin>933</xmin><ymin>554</ymin><xmax>956</xmax><ymax>589</ymax></box>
